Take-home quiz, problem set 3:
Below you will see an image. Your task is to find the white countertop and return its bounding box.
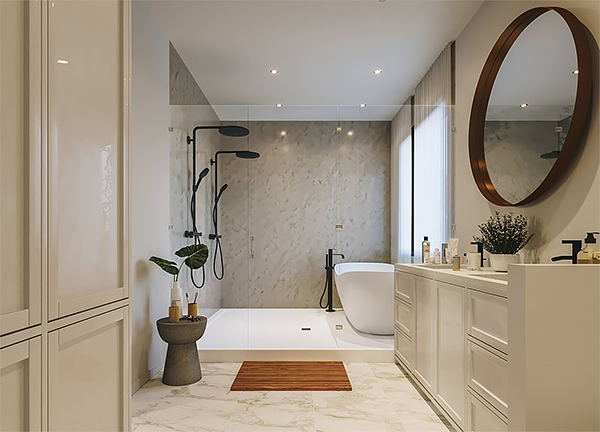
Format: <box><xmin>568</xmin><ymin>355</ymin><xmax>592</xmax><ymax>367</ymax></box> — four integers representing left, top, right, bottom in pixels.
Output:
<box><xmin>394</xmin><ymin>263</ymin><xmax>509</xmax><ymax>297</ymax></box>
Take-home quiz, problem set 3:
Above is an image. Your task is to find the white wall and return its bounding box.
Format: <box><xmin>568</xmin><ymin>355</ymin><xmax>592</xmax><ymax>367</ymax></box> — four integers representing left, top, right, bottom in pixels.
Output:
<box><xmin>454</xmin><ymin>1</ymin><xmax>599</xmax><ymax>263</ymax></box>
<box><xmin>130</xmin><ymin>1</ymin><xmax>171</xmax><ymax>393</ymax></box>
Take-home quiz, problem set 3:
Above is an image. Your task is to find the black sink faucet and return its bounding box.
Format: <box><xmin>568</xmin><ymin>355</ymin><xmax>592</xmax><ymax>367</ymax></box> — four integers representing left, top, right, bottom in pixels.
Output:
<box><xmin>470</xmin><ymin>241</ymin><xmax>486</xmax><ymax>268</ymax></box>
<box><xmin>551</xmin><ymin>239</ymin><xmax>582</xmax><ymax>264</ymax></box>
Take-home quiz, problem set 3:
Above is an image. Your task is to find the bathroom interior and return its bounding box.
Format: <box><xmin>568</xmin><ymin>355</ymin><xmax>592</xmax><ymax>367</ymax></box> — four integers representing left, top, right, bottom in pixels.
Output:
<box><xmin>1</xmin><ymin>0</ymin><xmax>599</xmax><ymax>431</ymax></box>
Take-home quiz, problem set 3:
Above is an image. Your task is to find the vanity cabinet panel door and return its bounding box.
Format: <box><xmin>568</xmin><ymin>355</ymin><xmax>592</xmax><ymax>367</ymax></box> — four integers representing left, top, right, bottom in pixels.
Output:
<box><xmin>468</xmin><ymin>290</ymin><xmax>508</xmax><ymax>354</ymax></box>
<box><xmin>47</xmin><ymin>0</ymin><xmax>130</xmax><ymax>320</ymax></box>
<box><xmin>414</xmin><ymin>276</ymin><xmax>436</xmax><ymax>394</ymax></box>
<box><xmin>0</xmin><ymin>337</ymin><xmax>42</xmax><ymax>431</ymax></box>
<box><xmin>48</xmin><ymin>307</ymin><xmax>129</xmax><ymax>432</ymax></box>
<box><xmin>436</xmin><ymin>281</ymin><xmax>466</xmax><ymax>428</ymax></box>
<box><xmin>0</xmin><ymin>0</ymin><xmax>43</xmax><ymax>336</ymax></box>
<box><xmin>395</xmin><ymin>271</ymin><xmax>414</xmax><ymax>305</ymax></box>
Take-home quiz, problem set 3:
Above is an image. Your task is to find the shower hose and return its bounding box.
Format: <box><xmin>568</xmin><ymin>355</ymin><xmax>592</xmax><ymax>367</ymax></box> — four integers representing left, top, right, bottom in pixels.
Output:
<box><xmin>319</xmin><ymin>267</ymin><xmax>330</xmax><ymax>309</ymax></box>
<box><xmin>212</xmin><ymin>201</ymin><xmax>225</xmax><ymax>280</ymax></box>
<box><xmin>190</xmin><ymin>187</ymin><xmax>206</xmax><ymax>289</ymax></box>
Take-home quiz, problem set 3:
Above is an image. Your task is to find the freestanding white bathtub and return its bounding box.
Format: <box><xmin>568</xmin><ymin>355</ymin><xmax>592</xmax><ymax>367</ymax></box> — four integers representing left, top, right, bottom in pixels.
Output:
<box><xmin>334</xmin><ymin>263</ymin><xmax>394</xmax><ymax>335</ymax></box>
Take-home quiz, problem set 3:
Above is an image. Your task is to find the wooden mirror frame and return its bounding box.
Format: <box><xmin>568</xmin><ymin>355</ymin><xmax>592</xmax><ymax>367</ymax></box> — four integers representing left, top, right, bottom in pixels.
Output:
<box><xmin>469</xmin><ymin>7</ymin><xmax>593</xmax><ymax>206</ymax></box>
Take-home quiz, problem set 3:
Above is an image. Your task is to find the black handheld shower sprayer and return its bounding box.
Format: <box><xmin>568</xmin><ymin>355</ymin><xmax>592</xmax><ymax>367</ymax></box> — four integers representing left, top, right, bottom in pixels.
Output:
<box><xmin>209</xmin><ymin>149</ymin><xmax>260</xmax><ymax>280</ymax></box>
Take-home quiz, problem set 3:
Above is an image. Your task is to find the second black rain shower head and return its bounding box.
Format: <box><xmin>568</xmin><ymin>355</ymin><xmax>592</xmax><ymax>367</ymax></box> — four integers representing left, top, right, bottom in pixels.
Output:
<box><xmin>235</xmin><ymin>150</ymin><xmax>260</xmax><ymax>159</ymax></box>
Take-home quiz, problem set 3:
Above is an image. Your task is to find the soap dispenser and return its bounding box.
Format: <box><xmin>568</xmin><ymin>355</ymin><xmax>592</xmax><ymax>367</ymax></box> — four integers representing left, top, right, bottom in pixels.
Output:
<box><xmin>577</xmin><ymin>232</ymin><xmax>600</xmax><ymax>264</ymax></box>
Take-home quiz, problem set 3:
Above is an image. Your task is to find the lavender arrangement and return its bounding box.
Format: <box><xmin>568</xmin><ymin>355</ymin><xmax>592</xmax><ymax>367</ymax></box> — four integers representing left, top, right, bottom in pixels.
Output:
<box><xmin>473</xmin><ymin>212</ymin><xmax>533</xmax><ymax>255</ymax></box>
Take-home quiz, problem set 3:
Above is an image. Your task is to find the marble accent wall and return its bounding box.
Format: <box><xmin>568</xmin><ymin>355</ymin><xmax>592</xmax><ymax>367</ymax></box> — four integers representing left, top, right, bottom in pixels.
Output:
<box><xmin>220</xmin><ymin>121</ymin><xmax>391</xmax><ymax>308</ymax></box>
<box><xmin>169</xmin><ymin>45</ymin><xmax>222</xmax><ymax>317</ymax></box>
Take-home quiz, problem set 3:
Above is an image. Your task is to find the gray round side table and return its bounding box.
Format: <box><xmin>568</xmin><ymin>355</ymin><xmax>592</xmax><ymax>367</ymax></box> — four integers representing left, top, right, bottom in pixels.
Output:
<box><xmin>156</xmin><ymin>317</ymin><xmax>207</xmax><ymax>386</ymax></box>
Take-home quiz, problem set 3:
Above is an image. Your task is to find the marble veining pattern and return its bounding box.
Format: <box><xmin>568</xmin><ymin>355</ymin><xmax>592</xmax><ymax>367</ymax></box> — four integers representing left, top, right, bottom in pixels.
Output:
<box><xmin>220</xmin><ymin>121</ymin><xmax>391</xmax><ymax>308</ymax></box>
<box><xmin>132</xmin><ymin>363</ymin><xmax>452</xmax><ymax>432</ymax></box>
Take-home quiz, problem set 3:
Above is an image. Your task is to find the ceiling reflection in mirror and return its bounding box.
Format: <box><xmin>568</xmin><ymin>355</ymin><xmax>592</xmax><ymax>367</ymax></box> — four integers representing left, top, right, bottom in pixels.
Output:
<box><xmin>484</xmin><ymin>10</ymin><xmax>578</xmax><ymax>204</ymax></box>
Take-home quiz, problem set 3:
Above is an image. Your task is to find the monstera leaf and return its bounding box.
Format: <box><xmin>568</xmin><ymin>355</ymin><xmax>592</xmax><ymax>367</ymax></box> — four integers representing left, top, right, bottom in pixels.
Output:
<box><xmin>175</xmin><ymin>244</ymin><xmax>209</xmax><ymax>270</ymax></box>
<box><xmin>149</xmin><ymin>256</ymin><xmax>179</xmax><ymax>276</ymax></box>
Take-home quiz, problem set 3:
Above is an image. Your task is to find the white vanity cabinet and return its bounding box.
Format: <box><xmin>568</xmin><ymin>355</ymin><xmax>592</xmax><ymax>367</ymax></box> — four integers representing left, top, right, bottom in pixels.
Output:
<box><xmin>413</xmin><ymin>276</ymin><xmax>436</xmax><ymax>393</ymax></box>
<box><xmin>396</xmin><ymin>264</ymin><xmax>600</xmax><ymax>432</ymax></box>
<box><xmin>395</xmin><ymin>271</ymin><xmax>467</xmax><ymax>429</ymax></box>
<box><xmin>436</xmin><ymin>281</ymin><xmax>466</xmax><ymax>428</ymax></box>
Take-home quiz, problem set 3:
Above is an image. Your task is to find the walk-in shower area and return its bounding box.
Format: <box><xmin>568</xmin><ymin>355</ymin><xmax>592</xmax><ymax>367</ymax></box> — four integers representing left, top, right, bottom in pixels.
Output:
<box><xmin>169</xmin><ymin>103</ymin><xmax>394</xmax><ymax>361</ymax></box>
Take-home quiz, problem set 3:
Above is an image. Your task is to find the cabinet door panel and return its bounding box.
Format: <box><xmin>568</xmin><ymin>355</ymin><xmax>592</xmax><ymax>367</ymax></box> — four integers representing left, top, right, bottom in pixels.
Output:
<box><xmin>48</xmin><ymin>307</ymin><xmax>129</xmax><ymax>431</ymax></box>
<box><xmin>48</xmin><ymin>0</ymin><xmax>129</xmax><ymax>320</ymax></box>
<box><xmin>436</xmin><ymin>281</ymin><xmax>466</xmax><ymax>428</ymax></box>
<box><xmin>1</xmin><ymin>0</ymin><xmax>43</xmax><ymax>335</ymax></box>
<box><xmin>414</xmin><ymin>276</ymin><xmax>436</xmax><ymax>393</ymax></box>
<box><xmin>395</xmin><ymin>271</ymin><xmax>414</xmax><ymax>305</ymax></box>
<box><xmin>0</xmin><ymin>337</ymin><xmax>42</xmax><ymax>431</ymax></box>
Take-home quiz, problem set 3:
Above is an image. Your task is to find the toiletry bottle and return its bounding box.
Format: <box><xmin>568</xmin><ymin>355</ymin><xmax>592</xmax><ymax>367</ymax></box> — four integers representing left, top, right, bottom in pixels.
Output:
<box><xmin>577</xmin><ymin>232</ymin><xmax>600</xmax><ymax>264</ymax></box>
<box><xmin>169</xmin><ymin>300</ymin><xmax>180</xmax><ymax>323</ymax></box>
<box><xmin>441</xmin><ymin>243</ymin><xmax>448</xmax><ymax>264</ymax></box>
<box><xmin>452</xmin><ymin>255</ymin><xmax>461</xmax><ymax>271</ymax></box>
<box><xmin>421</xmin><ymin>236</ymin><xmax>431</xmax><ymax>263</ymax></box>
<box><xmin>434</xmin><ymin>248</ymin><xmax>441</xmax><ymax>264</ymax></box>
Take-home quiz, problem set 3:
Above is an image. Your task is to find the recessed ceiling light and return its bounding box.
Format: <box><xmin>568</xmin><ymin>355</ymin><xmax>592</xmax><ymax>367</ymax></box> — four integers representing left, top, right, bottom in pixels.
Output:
<box><xmin>281</xmin><ymin>131</ymin><xmax>287</xmax><ymax>136</ymax></box>
<box><xmin>373</xmin><ymin>69</ymin><xmax>383</xmax><ymax>75</ymax></box>
<box><xmin>520</xmin><ymin>103</ymin><xmax>528</xmax><ymax>108</ymax></box>
<box><xmin>347</xmin><ymin>131</ymin><xmax>354</xmax><ymax>136</ymax></box>
<box><xmin>359</xmin><ymin>103</ymin><xmax>367</xmax><ymax>108</ymax></box>
<box><xmin>276</xmin><ymin>103</ymin><xmax>283</xmax><ymax>108</ymax></box>
<box><xmin>269</xmin><ymin>69</ymin><xmax>279</xmax><ymax>75</ymax></box>
<box><xmin>572</xmin><ymin>69</ymin><xmax>579</xmax><ymax>75</ymax></box>
<box><xmin>336</xmin><ymin>126</ymin><xmax>343</xmax><ymax>132</ymax></box>
<box><xmin>57</xmin><ymin>59</ymin><xmax>68</xmax><ymax>64</ymax></box>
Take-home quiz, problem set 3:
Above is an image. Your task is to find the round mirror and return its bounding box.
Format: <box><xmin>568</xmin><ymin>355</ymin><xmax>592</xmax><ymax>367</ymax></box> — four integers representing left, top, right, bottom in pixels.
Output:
<box><xmin>469</xmin><ymin>7</ymin><xmax>593</xmax><ymax>206</ymax></box>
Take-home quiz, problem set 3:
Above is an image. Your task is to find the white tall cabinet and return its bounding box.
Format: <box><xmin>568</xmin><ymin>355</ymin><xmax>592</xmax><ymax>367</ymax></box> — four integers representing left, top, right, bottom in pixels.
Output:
<box><xmin>1</xmin><ymin>1</ymin><xmax>131</xmax><ymax>430</ymax></box>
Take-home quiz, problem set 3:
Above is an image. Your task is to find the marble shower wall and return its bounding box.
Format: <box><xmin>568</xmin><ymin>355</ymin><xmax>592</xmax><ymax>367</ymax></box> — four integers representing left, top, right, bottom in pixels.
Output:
<box><xmin>169</xmin><ymin>43</ymin><xmax>222</xmax><ymax>317</ymax></box>
<box><xmin>220</xmin><ymin>121</ymin><xmax>391</xmax><ymax>308</ymax></box>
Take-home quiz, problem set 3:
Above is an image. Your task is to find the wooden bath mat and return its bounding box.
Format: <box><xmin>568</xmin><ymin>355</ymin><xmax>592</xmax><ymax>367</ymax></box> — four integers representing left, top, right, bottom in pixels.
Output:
<box><xmin>230</xmin><ymin>361</ymin><xmax>352</xmax><ymax>391</ymax></box>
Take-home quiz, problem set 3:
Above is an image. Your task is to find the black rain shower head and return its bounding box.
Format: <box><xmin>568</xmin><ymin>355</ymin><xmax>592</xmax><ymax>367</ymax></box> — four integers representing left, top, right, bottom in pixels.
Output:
<box><xmin>187</xmin><ymin>125</ymin><xmax>249</xmax><ymax>145</ymax></box>
<box><xmin>235</xmin><ymin>150</ymin><xmax>260</xmax><ymax>159</ymax></box>
<box><xmin>219</xmin><ymin>125</ymin><xmax>250</xmax><ymax>137</ymax></box>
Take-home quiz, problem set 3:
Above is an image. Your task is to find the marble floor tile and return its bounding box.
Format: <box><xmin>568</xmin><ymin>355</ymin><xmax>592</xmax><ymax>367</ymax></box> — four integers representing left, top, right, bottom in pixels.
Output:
<box><xmin>132</xmin><ymin>363</ymin><xmax>451</xmax><ymax>432</ymax></box>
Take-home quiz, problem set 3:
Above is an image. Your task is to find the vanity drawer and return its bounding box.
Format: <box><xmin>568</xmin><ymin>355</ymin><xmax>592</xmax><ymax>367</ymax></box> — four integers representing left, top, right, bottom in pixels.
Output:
<box><xmin>394</xmin><ymin>299</ymin><xmax>412</xmax><ymax>337</ymax></box>
<box><xmin>467</xmin><ymin>390</ymin><xmax>508</xmax><ymax>432</ymax></box>
<box><xmin>395</xmin><ymin>271</ymin><xmax>414</xmax><ymax>305</ymax></box>
<box><xmin>467</xmin><ymin>340</ymin><xmax>508</xmax><ymax>418</ymax></box>
<box><xmin>395</xmin><ymin>326</ymin><xmax>413</xmax><ymax>370</ymax></box>
<box><xmin>468</xmin><ymin>290</ymin><xmax>508</xmax><ymax>354</ymax></box>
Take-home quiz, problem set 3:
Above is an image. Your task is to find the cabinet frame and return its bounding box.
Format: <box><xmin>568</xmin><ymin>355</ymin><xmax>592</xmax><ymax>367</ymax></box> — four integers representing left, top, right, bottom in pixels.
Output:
<box><xmin>46</xmin><ymin>0</ymin><xmax>130</xmax><ymax>321</ymax></box>
<box><xmin>48</xmin><ymin>307</ymin><xmax>130</xmax><ymax>431</ymax></box>
<box><xmin>0</xmin><ymin>0</ymin><xmax>44</xmax><ymax>337</ymax></box>
<box><xmin>0</xmin><ymin>337</ymin><xmax>42</xmax><ymax>430</ymax></box>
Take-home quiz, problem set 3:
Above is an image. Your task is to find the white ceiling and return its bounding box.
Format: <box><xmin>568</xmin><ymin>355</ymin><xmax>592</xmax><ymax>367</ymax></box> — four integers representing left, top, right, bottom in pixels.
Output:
<box><xmin>147</xmin><ymin>0</ymin><xmax>484</xmax><ymax>120</ymax></box>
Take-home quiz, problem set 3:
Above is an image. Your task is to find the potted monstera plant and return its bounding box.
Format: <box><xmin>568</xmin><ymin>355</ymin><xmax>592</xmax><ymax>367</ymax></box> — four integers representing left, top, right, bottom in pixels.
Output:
<box><xmin>473</xmin><ymin>212</ymin><xmax>533</xmax><ymax>272</ymax></box>
<box><xmin>150</xmin><ymin>244</ymin><xmax>208</xmax><ymax>313</ymax></box>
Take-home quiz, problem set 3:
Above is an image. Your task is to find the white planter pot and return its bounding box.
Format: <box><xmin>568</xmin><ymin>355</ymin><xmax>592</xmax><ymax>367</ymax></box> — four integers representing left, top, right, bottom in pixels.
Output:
<box><xmin>170</xmin><ymin>281</ymin><xmax>183</xmax><ymax>317</ymax></box>
<box><xmin>489</xmin><ymin>254</ymin><xmax>520</xmax><ymax>272</ymax></box>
